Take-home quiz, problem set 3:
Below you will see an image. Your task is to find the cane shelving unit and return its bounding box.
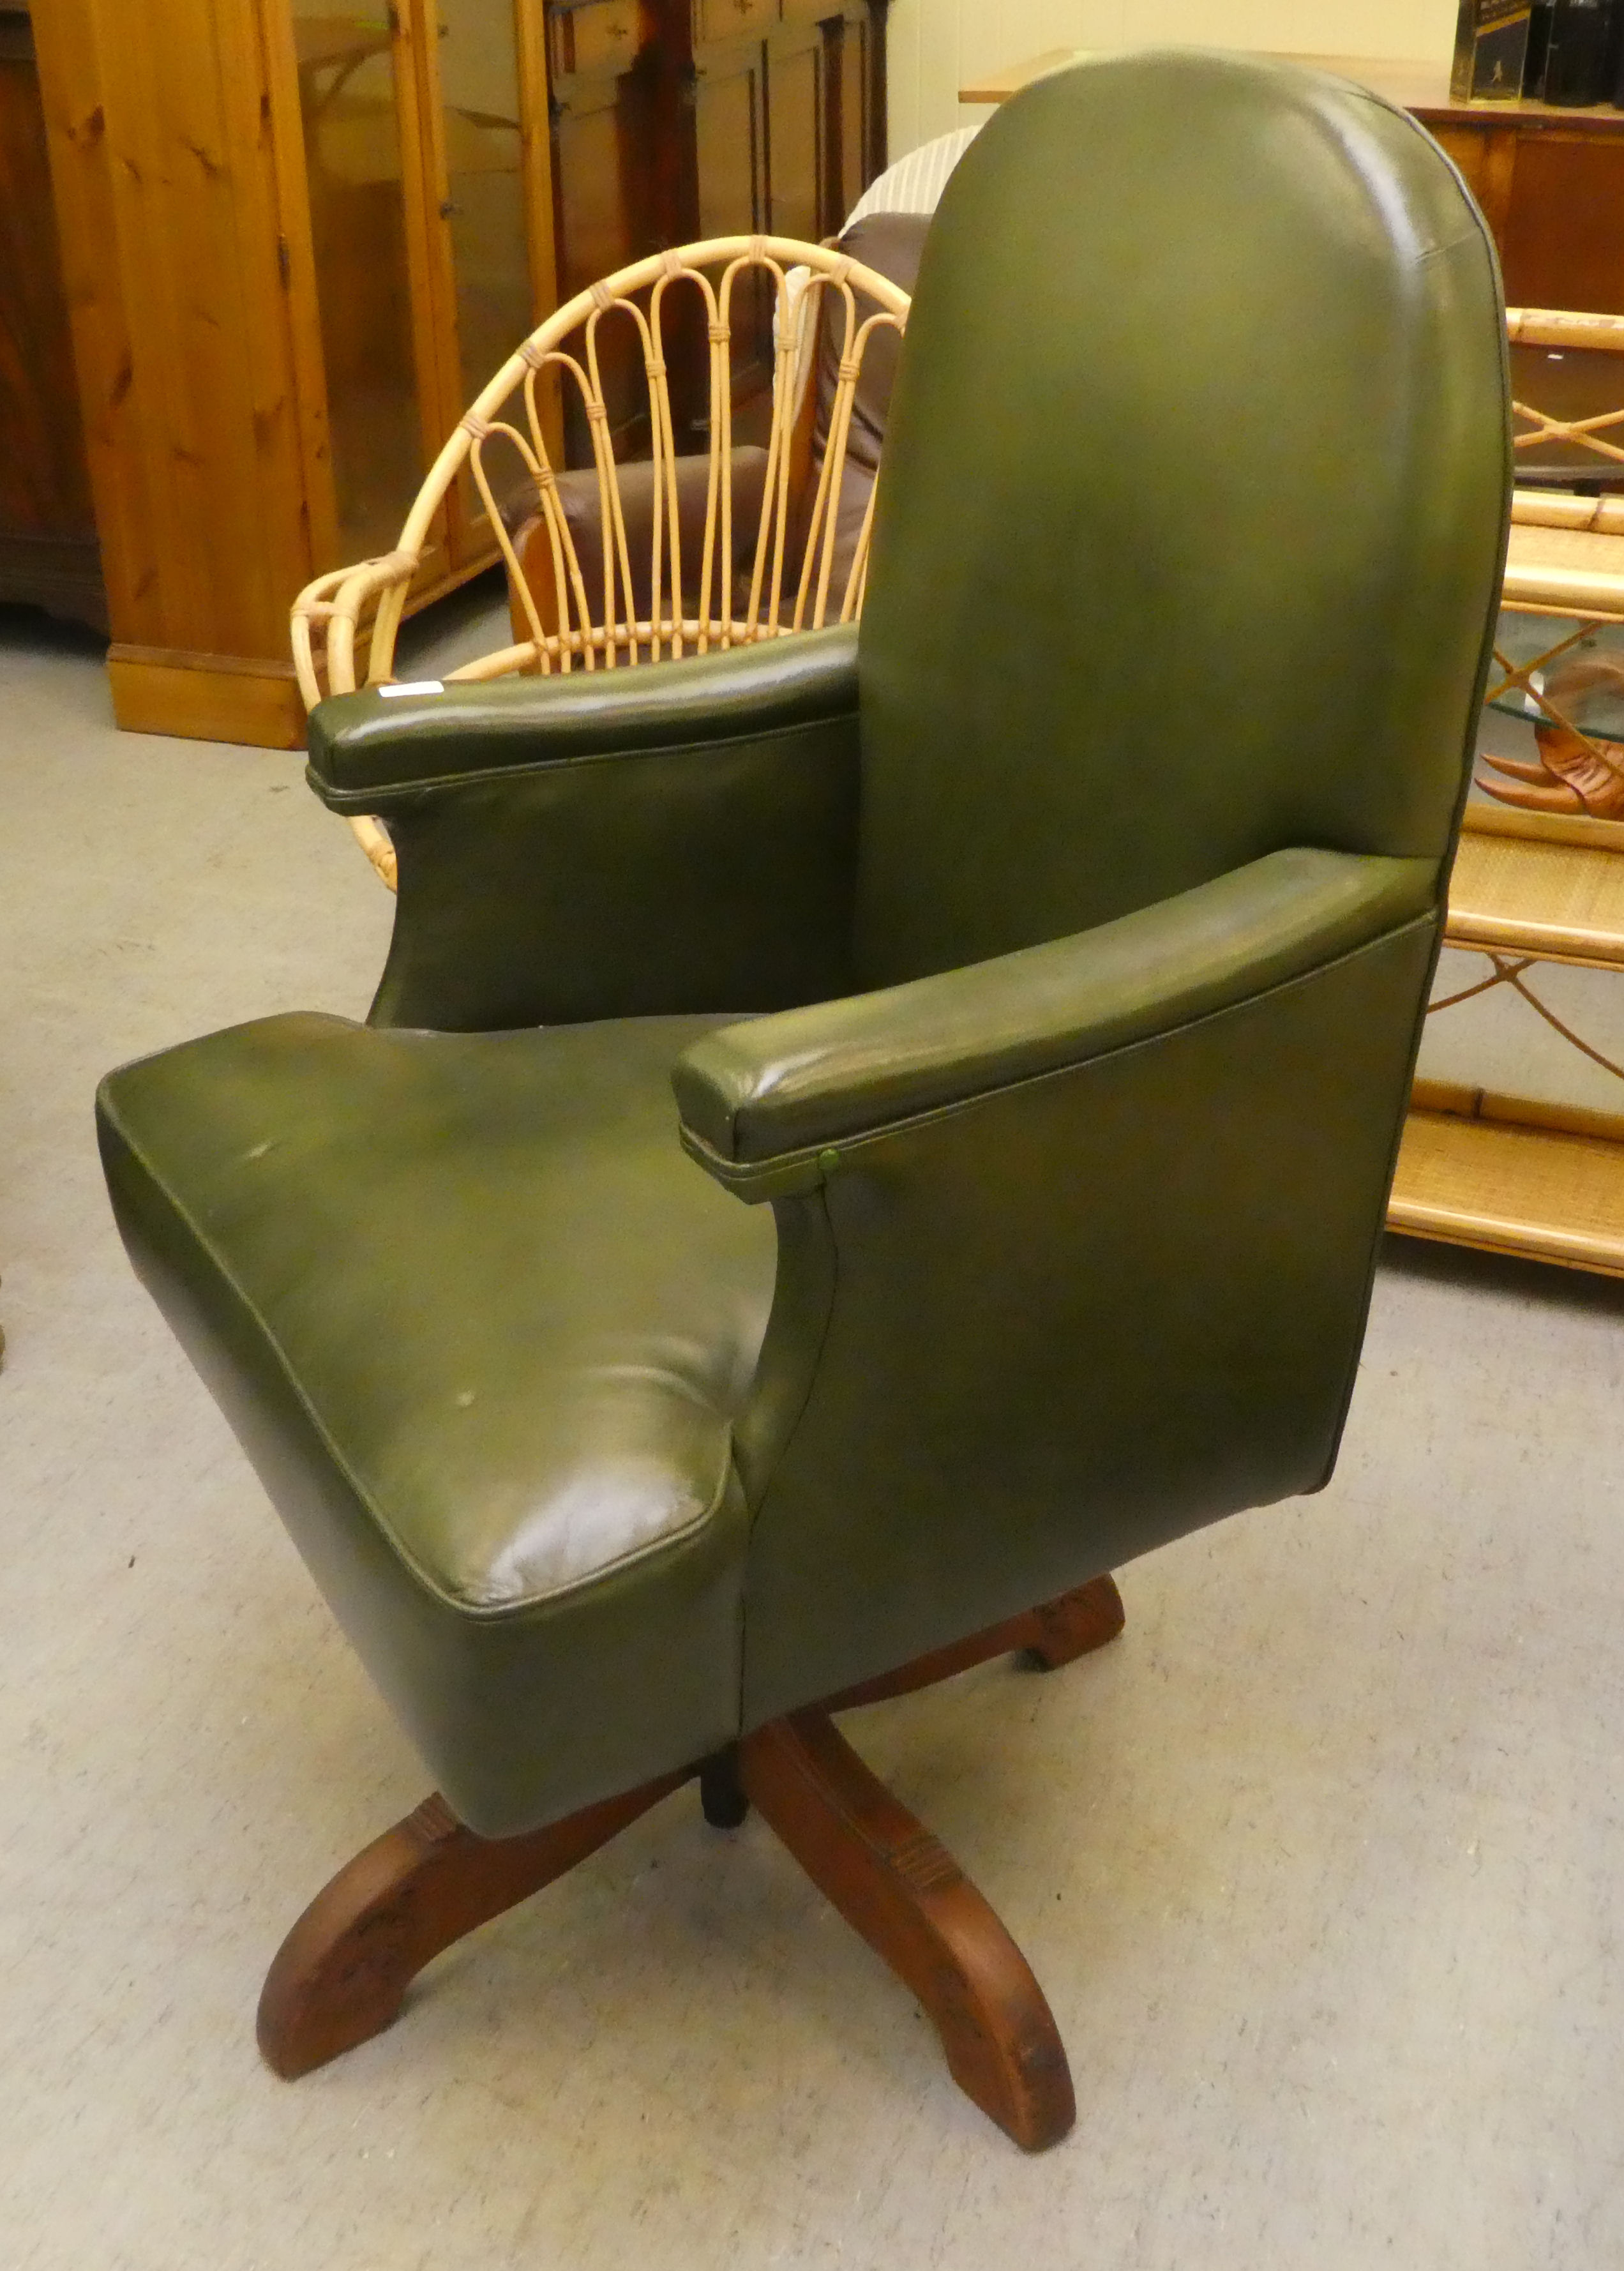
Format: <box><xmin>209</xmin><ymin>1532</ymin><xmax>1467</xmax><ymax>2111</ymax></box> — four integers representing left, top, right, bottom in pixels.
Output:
<box><xmin>293</xmin><ymin>233</ymin><xmax>910</xmax><ymax>886</ymax></box>
<box><xmin>1389</xmin><ymin>306</ymin><xmax>1624</xmax><ymax>1277</ymax></box>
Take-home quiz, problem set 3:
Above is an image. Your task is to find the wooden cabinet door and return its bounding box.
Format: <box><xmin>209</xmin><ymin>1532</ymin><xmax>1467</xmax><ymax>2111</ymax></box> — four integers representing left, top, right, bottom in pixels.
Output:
<box><xmin>548</xmin><ymin>0</ymin><xmax>659</xmax><ymax>294</ymax></box>
<box><xmin>691</xmin><ymin>27</ymin><xmax>765</xmax><ymax>240</ymax></box>
<box><xmin>822</xmin><ymin>1</ymin><xmax>880</xmax><ymax>224</ymax></box>
<box><xmin>0</xmin><ymin>8</ymin><xmax>104</xmax><ymax>628</ymax></box>
<box><xmin>765</xmin><ymin>11</ymin><xmax>825</xmax><ymax>243</ymax></box>
<box><xmin>431</xmin><ymin>0</ymin><xmax>542</xmax><ymax>414</ymax></box>
<box><xmin>547</xmin><ymin>0</ymin><xmax>663</xmax><ymax>453</ymax></box>
<box><xmin>531</xmin><ymin>0</ymin><xmax>891</xmax><ymax>456</ymax></box>
<box><xmin>1501</xmin><ymin>132</ymin><xmax>1624</xmax><ymax>317</ymax></box>
<box><xmin>414</xmin><ymin>0</ymin><xmax>560</xmax><ymax>556</ymax></box>
<box><xmin>690</xmin><ymin>20</ymin><xmax>769</xmax><ymax>419</ymax></box>
<box><xmin>280</xmin><ymin>0</ymin><xmax>443</xmax><ymax>566</ymax></box>
<box><xmin>1423</xmin><ymin>116</ymin><xmax>1624</xmax><ymax>317</ymax></box>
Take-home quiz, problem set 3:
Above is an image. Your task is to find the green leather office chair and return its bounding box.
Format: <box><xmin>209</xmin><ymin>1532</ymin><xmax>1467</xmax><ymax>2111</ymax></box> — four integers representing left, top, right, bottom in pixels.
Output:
<box><xmin>96</xmin><ymin>52</ymin><xmax>1511</xmax><ymax>2152</ymax></box>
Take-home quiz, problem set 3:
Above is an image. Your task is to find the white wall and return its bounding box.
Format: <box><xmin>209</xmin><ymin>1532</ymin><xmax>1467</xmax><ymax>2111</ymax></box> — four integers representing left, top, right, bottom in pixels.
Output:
<box><xmin>887</xmin><ymin>0</ymin><xmax>1462</xmax><ymax>158</ymax></box>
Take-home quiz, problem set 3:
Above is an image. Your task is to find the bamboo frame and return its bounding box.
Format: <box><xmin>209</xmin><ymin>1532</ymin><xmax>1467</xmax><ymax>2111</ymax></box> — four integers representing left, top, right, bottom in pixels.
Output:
<box><xmin>1392</xmin><ymin>306</ymin><xmax>1624</xmax><ymax>1274</ymax></box>
<box><xmin>1471</xmin><ymin>308</ymin><xmax>1624</xmax><ymax>825</ymax></box>
<box><xmin>292</xmin><ymin>235</ymin><xmax>910</xmax><ymax>886</ymax></box>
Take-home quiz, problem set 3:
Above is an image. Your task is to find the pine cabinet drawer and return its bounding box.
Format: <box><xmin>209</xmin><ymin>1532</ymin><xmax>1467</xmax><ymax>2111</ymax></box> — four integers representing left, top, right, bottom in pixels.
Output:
<box><xmin>552</xmin><ymin>0</ymin><xmax>645</xmax><ymax>79</ymax></box>
<box><xmin>695</xmin><ymin>0</ymin><xmax>778</xmax><ymax>49</ymax></box>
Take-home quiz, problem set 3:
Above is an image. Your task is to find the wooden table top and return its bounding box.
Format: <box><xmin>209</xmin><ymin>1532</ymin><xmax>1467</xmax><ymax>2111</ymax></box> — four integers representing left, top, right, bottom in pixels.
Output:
<box><xmin>958</xmin><ymin>48</ymin><xmax>1624</xmax><ymax>130</ymax></box>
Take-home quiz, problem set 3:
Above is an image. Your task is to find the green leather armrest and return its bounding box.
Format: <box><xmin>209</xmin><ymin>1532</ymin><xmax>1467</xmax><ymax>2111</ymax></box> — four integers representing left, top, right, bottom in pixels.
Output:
<box><xmin>305</xmin><ymin>628</ymin><xmax>862</xmax><ymax>1033</ymax></box>
<box><xmin>306</xmin><ymin>625</ymin><xmax>860</xmax><ymax>806</ymax></box>
<box><xmin>674</xmin><ymin>847</ymin><xmax>1436</xmax><ymax>1194</ymax></box>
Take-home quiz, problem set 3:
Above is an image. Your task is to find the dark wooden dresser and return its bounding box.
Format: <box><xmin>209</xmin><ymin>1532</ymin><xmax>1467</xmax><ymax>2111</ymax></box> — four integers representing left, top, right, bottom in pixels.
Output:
<box><xmin>0</xmin><ymin>3</ymin><xmax>105</xmax><ymax>630</ymax></box>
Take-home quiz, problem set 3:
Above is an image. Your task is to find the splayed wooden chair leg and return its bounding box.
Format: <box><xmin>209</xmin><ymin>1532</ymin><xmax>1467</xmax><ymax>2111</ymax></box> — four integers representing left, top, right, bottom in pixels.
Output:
<box><xmin>822</xmin><ymin>1572</ymin><xmax>1126</xmax><ymax>1713</ymax></box>
<box><xmin>257</xmin><ymin>1767</ymin><xmax>691</xmax><ymax>2078</ymax></box>
<box><xmin>739</xmin><ymin>1709</ymin><xmax>1076</xmax><ymax>2151</ymax></box>
<box><xmin>1023</xmin><ymin>1571</ymin><xmax>1126</xmax><ymax>1670</ymax></box>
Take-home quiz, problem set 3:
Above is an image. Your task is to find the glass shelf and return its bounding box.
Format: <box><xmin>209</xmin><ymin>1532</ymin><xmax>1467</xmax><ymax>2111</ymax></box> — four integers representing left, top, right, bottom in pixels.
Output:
<box><xmin>1489</xmin><ymin>610</ymin><xmax>1624</xmax><ymax>742</ymax></box>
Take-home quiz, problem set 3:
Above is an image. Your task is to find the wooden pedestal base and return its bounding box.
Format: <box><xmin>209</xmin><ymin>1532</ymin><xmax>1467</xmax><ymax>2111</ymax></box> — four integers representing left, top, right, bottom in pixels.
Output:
<box><xmin>256</xmin><ymin>1573</ymin><xmax>1125</xmax><ymax>2150</ymax></box>
<box><xmin>741</xmin><ymin>1710</ymin><xmax>1075</xmax><ymax>2148</ymax></box>
<box><xmin>257</xmin><ymin>1771</ymin><xmax>692</xmax><ymax>2079</ymax></box>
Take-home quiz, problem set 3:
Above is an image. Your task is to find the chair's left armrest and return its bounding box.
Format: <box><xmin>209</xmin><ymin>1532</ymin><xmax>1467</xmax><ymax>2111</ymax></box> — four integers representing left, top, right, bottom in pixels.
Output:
<box><xmin>307</xmin><ymin>628</ymin><xmax>861</xmax><ymax>1032</ymax></box>
<box><xmin>675</xmin><ymin>848</ymin><xmax>1437</xmax><ymax>1197</ymax></box>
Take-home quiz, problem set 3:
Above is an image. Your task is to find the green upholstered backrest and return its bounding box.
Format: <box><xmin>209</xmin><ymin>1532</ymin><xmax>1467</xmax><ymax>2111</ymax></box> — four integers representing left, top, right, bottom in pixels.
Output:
<box><xmin>852</xmin><ymin>52</ymin><xmax>1511</xmax><ymax>987</ymax></box>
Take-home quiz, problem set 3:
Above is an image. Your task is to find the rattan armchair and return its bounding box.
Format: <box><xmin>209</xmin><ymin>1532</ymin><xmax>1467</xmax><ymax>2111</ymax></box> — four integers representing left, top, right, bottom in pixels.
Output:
<box><xmin>292</xmin><ymin>237</ymin><xmax>910</xmax><ymax>888</ymax></box>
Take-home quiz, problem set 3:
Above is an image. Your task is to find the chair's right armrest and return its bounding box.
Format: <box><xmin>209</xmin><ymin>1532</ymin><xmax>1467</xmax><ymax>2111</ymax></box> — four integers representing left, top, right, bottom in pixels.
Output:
<box><xmin>308</xmin><ymin>628</ymin><xmax>862</xmax><ymax>1033</ymax></box>
<box><xmin>687</xmin><ymin>847</ymin><xmax>1445</xmax><ymax>1724</ymax></box>
<box><xmin>675</xmin><ymin>849</ymin><xmax>1438</xmax><ymax>1196</ymax></box>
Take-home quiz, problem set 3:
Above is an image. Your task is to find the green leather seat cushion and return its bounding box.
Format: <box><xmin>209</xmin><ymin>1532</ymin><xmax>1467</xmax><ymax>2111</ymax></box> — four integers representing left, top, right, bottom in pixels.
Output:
<box><xmin>98</xmin><ymin>1013</ymin><xmax>775</xmax><ymax>1613</ymax></box>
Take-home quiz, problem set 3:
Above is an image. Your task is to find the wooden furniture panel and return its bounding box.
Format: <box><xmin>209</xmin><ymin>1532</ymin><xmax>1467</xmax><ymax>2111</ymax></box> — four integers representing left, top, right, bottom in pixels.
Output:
<box><xmin>689</xmin><ymin>25</ymin><xmax>770</xmax><ymax>419</ymax></box>
<box><xmin>1500</xmin><ymin>133</ymin><xmax>1624</xmax><ymax>317</ymax></box>
<box><xmin>431</xmin><ymin>0</ymin><xmax>560</xmax><ymax>546</ymax></box>
<box><xmin>696</xmin><ymin>0</ymin><xmax>773</xmax><ymax>43</ymax></box>
<box><xmin>765</xmin><ymin>13</ymin><xmax>826</xmax><ymax>243</ymax></box>
<box><xmin>550</xmin><ymin>0</ymin><xmax>664</xmax><ymax>453</ymax></box>
<box><xmin>550</xmin><ymin>36</ymin><xmax>656</xmax><ymax>291</ymax></box>
<box><xmin>559</xmin><ymin>0</ymin><xmax>642</xmax><ymax>73</ymax></box>
<box><xmin>105</xmin><ymin>644</ymin><xmax>308</xmax><ymax>749</ymax></box>
<box><xmin>1428</xmin><ymin>119</ymin><xmax>1521</xmax><ymax>241</ymax></box>
<box><xmin>1399</xmin><ymin>80</ymin><xmax>1624</xmax><ymax>318</ymax></box>
<box><xmin>0</xmin><ymin>4</ymin><xmax>103</xmax><ymax>630</ymax></box>
<box><xmin>288</xmin><ymin>4</ymin><xmax>430</xmax><ymax>566</ymax></box>
<box><xmin>31</xmin><ymin>0</ymin><xmax>313</xmax><ymax>738</ymax></box>
<box><xmin>824</xmin><ymin>1</ymin><xmax>878</xmax><ymax>223</ymax></box>
<box><xmin>691</xmin><ymin>32</ymin><xmax>766</xmax><ymax>238</ymax></box>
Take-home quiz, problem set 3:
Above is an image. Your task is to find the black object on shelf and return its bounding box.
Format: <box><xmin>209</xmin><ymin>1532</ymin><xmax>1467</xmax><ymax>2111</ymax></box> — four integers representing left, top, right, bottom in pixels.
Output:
<box><xmin>1544</xmin><ymin>0</ymin><xmax>1616</xmax><ymax>104</ymax></box>
<box><xmin>1525</xmin><ymin>0</ymin><xmax>1556</xmax><ymax>93</ymax></box>
<box><xmin>1451</xmin><ymin>1</ymin><xmax>1533</xmax><ymax>100</ymax></box>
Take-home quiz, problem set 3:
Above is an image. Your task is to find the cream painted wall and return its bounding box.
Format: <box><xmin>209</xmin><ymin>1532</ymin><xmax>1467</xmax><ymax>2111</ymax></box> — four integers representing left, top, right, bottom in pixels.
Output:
<box><xmin>887</xmin><ymin>0</ymin><xmax>1462</xmax><ymax>158</ymax></box>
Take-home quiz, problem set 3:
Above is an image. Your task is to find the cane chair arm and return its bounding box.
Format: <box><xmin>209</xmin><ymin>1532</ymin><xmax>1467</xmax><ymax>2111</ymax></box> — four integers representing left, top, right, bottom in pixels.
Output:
<box><xmin>290</xmin><ymin>551</ymin><xmax>423</xmax><ymax>709</ymax></box>
<box><xmin>291</xmin><ymin>550</ymin><xmax>425</xmax><ymax>887</ymax></box>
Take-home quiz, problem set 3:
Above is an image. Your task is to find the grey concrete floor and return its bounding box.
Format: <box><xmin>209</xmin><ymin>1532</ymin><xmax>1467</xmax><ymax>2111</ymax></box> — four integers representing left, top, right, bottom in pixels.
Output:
<box><xmin>3</xmin><ymin>602</ymin><xmax>1623</xmax><ymax>2270</ymax></box>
